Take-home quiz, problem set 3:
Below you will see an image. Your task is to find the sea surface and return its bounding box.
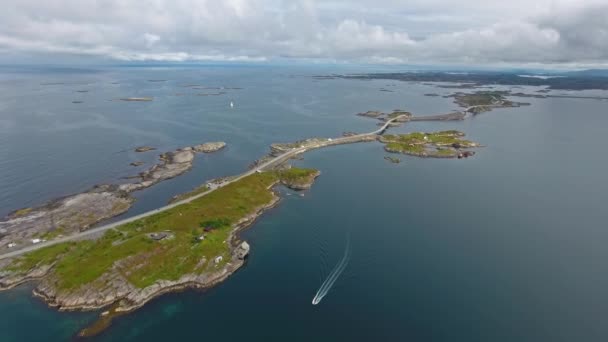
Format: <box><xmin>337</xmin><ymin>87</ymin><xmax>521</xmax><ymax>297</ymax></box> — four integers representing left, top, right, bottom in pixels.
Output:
<box><xmin>1</xmin><ymin>65</ymin><xmax>607</xmax><ymax>341</ymax></box>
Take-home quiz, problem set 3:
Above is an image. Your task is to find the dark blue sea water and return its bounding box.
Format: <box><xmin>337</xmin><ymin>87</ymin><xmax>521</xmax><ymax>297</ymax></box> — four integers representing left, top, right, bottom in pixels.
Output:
<box><xmin>1</xmin><ymin>65</ymin><xmax>608</xmax><ymax>341</ymax></box>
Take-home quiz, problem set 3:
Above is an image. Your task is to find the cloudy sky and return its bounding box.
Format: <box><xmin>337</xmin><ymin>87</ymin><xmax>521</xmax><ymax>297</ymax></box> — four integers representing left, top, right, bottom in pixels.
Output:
<box><xmin>1</xmin><ymin>0</ymin><xmax>607</xmax><ymax>67</ymax></box>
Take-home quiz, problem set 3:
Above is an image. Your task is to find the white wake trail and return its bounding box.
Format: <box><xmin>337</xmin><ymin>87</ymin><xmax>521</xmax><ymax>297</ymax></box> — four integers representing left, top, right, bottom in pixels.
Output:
<box><xmin>312</xmin><ymin>236</ymin><xmax>351</xmax><ymax>305</ymax></box>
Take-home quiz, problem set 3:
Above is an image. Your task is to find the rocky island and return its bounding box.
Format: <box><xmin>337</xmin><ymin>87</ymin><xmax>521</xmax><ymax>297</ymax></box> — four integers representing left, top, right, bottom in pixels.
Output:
<box><xmin>192</xmin><ymin>142</ymin><xmax>226</xmax><ymax>153</ymax></box>
<box><xmin>449</xmin><ymin>91</ymin><xmax>530</xmax><ymax>114</ymax></box>
<box><xmin>134</xmin><ymin>146</ymin><xmax>156</xmax><ymax>153</ymax></box>
<box><xmin>380</xmin><ymin>130</ymin><xmax>480</xmax><ymax>158</ymax></box>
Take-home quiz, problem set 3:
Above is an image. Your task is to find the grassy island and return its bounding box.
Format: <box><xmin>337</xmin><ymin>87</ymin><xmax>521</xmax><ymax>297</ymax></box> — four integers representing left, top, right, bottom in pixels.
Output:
<box><xmin>380</xmin><ymin>131</ymin><xmax>480</xmax><ymax>158</ymax></box>
<box><xmin>5</xmin><ymin>168</ymin><xmax>319</xmax><ymax>301</ymax></box>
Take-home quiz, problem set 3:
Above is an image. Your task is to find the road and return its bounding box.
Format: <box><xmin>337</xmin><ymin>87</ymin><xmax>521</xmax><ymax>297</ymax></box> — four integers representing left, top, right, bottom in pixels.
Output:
<box><xmin>0</xmin><ymin>116</ymin><xmax>405</xmax><ymax>260</ymax></box>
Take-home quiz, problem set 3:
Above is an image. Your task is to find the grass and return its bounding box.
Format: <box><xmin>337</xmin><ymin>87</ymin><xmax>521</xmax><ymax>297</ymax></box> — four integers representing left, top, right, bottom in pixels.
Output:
<box><xmin>382</xmin><ymin>130</ymin><xmax>478</xmax><ymax>156</ymax></box>
<box><xmin>277</xmin><ymin>168</ymin><xmax>318</xmax><ymax>183</ymax></box>
<box><xmin>169</xmin><ymin>184</ymin><xmax>210</xmax><ymax>203</ymax></box>
<box><xmin>6</xmin><ymin>168</ymin><xmax>317</xmax><ymax>291</ymax></box>
<box><xmin>434</xmin><ymin>149</ymin><xmax>458</xmax><ymax>157</ymax></box>
<box><xmin>385</xmin><ymin>142</ymin><xmax>425</xmax><ymax>154</ymax></box>
<box><xmin>7</xmin><ymin>242</ymin><xmax>73</xmax><ymax>272</ymax></box>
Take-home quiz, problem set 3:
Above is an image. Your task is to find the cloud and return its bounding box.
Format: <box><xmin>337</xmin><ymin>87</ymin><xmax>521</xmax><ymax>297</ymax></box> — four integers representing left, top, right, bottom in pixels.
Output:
<box><xmin>0</xmin><ymin>0</ymin><xmax>606</xmax><ymax>66</ymax></box>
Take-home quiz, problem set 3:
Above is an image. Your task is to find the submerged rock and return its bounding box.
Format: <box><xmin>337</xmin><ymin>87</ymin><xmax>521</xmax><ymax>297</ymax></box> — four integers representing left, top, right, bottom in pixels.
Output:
<box><xmin>134</xmin><ymin>146</ymin><xmax>156</xmax><ymax>153</ymax></box>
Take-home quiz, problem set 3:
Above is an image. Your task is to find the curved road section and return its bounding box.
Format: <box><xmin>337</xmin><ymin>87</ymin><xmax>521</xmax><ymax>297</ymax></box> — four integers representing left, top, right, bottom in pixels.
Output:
<box><xmin>0</xmin><ymin>116</ymin><xmax>405</xmax><ymax>260</ymax></box>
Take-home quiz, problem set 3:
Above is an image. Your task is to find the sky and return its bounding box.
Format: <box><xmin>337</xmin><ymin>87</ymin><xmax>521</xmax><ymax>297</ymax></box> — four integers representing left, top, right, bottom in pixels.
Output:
<box><xmin>1</xmin><ymin>0</ymin><xmax>607</xmax><ymax>67</ymax></box>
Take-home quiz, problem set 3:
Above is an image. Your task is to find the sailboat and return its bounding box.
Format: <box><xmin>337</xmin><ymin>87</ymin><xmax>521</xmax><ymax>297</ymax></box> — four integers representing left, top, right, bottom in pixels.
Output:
<box><xmin>230</xmin><ymin>101</ymin><xmax>234</xmax><ymax>108</ymax></box>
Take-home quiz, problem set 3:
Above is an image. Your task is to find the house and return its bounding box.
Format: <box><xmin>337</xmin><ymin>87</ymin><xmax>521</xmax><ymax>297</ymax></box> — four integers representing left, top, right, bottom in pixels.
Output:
<box><xmin>31</xmin><ymin>239</ymin><xmax>41</xmax><ymax>244</ymax></box>
<box><xmin>7</xmin><ymin>243</ymin><xmax>16</xmax><ymax>248</ymax></box>
<box><xmin>214</xmin><ymin>256</ymin><xmax>223</xmax><ymax>264</ymax></box>
<box><xmin>198</xmin><ymin>235</ymin><xmax>205</xmax><ymax>241</ymax></box>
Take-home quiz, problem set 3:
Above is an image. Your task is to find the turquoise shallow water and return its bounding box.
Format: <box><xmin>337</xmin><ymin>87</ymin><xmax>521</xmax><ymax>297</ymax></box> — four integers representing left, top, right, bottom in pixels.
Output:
<box><xmin>1</xmin><ymin>65</ymin><xmax>608</xmax><ymax>341</ymax></box>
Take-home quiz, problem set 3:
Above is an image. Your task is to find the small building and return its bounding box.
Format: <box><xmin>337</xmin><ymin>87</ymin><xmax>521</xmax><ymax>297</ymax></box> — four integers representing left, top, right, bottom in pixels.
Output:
<box><xmin>198</xmin><ymin>235</ymin><xmax>206</xmax><ymax>241</ymax></box>
<box><xmin>31</xmin><ymin>239</ymin><xmax>41</xmax><ymax>244</ymax></box>
<box><xmin>7</xmin><ymin>243</ymin><xmax>16</xmax><ymax>248</ymax></box>
<box><xmin>214</xmin><ymin>256</ymin><xmax>223</xmax><ymax>264</ymax></box>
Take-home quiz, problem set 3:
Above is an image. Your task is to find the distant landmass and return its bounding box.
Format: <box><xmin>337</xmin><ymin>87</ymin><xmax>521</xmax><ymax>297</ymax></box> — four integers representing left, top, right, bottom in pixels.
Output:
<box><xmin>329</xmin><ymin>70</ymin><xmax>608</xmax><ymax>90</ymax></box>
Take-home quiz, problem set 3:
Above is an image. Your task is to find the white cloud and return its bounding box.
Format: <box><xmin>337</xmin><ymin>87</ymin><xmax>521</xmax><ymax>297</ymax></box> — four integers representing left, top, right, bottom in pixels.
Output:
<box><xmin>0</xmin><ymin>0</ymin><xmax>607</xmax><ymax>66</ymax></box>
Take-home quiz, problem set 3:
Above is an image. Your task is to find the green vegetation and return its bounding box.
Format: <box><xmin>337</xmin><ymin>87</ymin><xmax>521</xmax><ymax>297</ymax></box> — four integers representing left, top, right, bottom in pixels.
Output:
<box><xmin>12</xmin><ymin>207</ymin><xmax>32</xmax><ymax>217</ymax></box>
<box><xmin>435</xmin><ymin>149</ymin><xmax>458</xmax><ymax>157</ymax></box>
<box><xmin>7</xmin><ymin>168</ymin><xmax>318</xmax><ymax>291</ymax></box>
<box><xmin>7</xmin><ymin>242</ymin><xmax>73</xmax><ymax>272</ymax></box>
<box><xmin>200</xmin><ymin>218</ymin><xmax>231</xmax><ymax>229</ymax></box>
<box><xmin>277</xmin><ymin>167</ymin><xmax>318</xmax><ymax>183</ymax></box>
<box><xmin>39</xmin><ymin>227</ymin><xmax>66</xmax><ymax>240</ymax></box>
<box><xmin>169</xmin><ymin>184</ymin><xmax>210</xmax><ymax>203</ymax></box>
<box><xmin>385</xmin><ymin>142</ymin><xmax>425</xmax><ymax>154</ymax></box>
<box><xmin>452</xmin><ymin>91</ymin><xmax>516</xmax><ymax>110</ymax></box>
<box><xmin>381</xmin><ymin>130</ymin><xmax>479</xmax><ymax>158</ymax></box>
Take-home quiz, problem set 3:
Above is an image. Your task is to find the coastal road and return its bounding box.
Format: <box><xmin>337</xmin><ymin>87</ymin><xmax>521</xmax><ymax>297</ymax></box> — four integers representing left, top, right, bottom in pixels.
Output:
<box><xmin>0</xmin><ymin>116</ymin><xmax>405</xmax><ymax>260</ymax></box>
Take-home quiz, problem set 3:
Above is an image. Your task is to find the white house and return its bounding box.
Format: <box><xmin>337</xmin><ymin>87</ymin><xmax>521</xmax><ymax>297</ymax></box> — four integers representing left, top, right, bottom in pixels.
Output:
<box><xmin>7</xmin><ymin>243</ymin><xmax>16</xmax><ymax>248</ymax></box>
<box><xmin>214</xmin><ymin>256</ymin><xmax>223</xmax><ymax>264</ymax></box>
<box><xmin>31</xmin><ymin>238</ymin><xmax>41</xmax><ymax>244</ymax></box>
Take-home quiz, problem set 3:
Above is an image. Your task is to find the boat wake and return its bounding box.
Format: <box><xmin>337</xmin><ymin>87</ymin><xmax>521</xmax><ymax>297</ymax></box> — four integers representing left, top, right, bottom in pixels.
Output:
<box><xmin>312</xmin><ymin>235</ymin><xmax>351</xmax><ymax>305</ymax></box>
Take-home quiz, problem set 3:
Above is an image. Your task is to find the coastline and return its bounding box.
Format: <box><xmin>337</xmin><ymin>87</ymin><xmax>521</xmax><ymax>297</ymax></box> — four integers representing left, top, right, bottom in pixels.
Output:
<box><xmin>0</xmin><ymin>172</ymin><xmax>317</xmax><ymax>336</ymax></box>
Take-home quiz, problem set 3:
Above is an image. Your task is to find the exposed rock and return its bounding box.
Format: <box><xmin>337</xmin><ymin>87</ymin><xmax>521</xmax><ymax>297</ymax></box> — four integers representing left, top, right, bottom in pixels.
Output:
<box><xmin>192</xmin><ymin>142</ymin><xmax>226</xmax><ymax>153</ymax></box>
<box><xmin>134</xmin><ymin>146</ymin><xmax>156</xmax><ymax>153</ymax></box>
<box><xmin>384</xmin><ymin>156</ymin><xmax>401</xmax><ymax>164</ymax></box>
<box><xmin>129</xmin><ymin>161</ymin><xmax>144</xmax><ymax>167</ymax></box>
<box><xmin>120</xmin><ymin>148</ymin><xmax>196</xmax><ymax>192</ymax></box>
<box><xmin>357</xmin><ymin>110</ymin><xmax>384</xmax><ymax>118</ymax></box>
<box><xmin>0</xmin><ymin>185</ymin><xmax>133</xmax><ymax>249</ymax></box>
<box><xmin>235</xmin><ymin>241</ymin><xmax>250</xmax><ymax>260</ymax></box>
